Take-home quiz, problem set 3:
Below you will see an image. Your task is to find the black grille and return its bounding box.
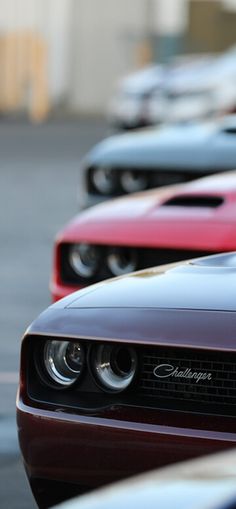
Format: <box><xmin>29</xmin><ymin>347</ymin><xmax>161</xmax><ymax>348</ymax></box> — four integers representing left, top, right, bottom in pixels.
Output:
<box><xmin>138</xmin><ymin>346</ymin><xmax>236</xmax><ymax>416</ymax></box>
<box><xmin>60</xmin><ymin>246</ymin><xmax>210</xmax><ymax>286</ymax></box>
<box><xmin>87</xmin><ymin>166</ymin><xmax>208</xmax><ymax>196</ymax></box>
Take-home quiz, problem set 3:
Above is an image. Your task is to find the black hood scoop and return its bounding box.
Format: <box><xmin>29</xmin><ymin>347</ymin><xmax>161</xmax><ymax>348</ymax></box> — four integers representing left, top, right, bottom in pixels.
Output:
<box><xmin>163</xmin><ymin>194</ymin><xmax>224</xmax><ymax>208</ymax></box>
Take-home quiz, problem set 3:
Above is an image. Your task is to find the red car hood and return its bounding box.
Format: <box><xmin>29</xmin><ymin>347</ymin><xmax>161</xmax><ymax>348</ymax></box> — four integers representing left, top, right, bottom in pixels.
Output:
<box><xmin>58</xmin><ymin>173</ymin><xmax>236</xmax><ymax>251</ymax></box>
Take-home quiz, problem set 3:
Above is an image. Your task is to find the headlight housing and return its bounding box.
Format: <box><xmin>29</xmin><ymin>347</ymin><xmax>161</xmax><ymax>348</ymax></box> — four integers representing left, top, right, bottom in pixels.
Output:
<box><xmin>44</xmin><ymin>340</ymin><xmax>85</xmax><ymax>386</ymax></box>
<box><xmin>69</xmin><ymin>243</ymin><xmax>101</xmax><ymax>278</ymax></box>
<box><xmin>91</xmin><ymin>343</ymin><xmax>137</xmax><ymax>392</ymax></box>
<box><xmin>107</xmin><ymin>247</ymin><xmax>138</xmax><ymax>276</ymax></box>
<box><xmin>120</xmin><ymin>170</ymin><xmax>148</xmax><ymax>193</ymax></box>
<box><xmin>91</xmin><ymin>167</ymin><xmax>117</xmax><ymax>195</ymax></box>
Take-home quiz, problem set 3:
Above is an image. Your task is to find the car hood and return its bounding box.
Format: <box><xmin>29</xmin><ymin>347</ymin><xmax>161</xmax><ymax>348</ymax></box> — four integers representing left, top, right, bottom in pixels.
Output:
<box><xmin>58</xmin><ymin>174</ymin><xmax>236</xmax><ymax>251</ymax></box>
<box><xmin>62</xmin><ymin>252</ymin><xmax>236</xmax><ymax>312</ymax></box>
<box><xmin>85</xmin><ymin>120</ymin><xmax>236</xmax><ymax>170</ymax></box>
<box><xmin>30</xmin><ymin>253</ymin><xmax>236</xmax><ymax>351</ymax></box>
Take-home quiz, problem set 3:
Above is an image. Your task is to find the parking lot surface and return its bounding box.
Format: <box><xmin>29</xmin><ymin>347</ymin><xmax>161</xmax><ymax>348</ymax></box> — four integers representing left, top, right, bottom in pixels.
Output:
<box><xmin>0</xmin><ymin>116</ymin><xmax>108</xmax><ymax>508</ymax></box>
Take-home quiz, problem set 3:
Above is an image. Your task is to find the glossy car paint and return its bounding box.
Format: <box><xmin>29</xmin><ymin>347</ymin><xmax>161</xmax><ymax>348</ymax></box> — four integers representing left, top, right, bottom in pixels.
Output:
<box><xmin>55</xmin><ymin>449</ymin><xmax>236</xmax><ymax>509</ymax></box>
<box><xmin>18</xmin><ymin>253</ymin><xmax>236</xmax><ymax>507</ymax></box>
<box><xmin>52</xmin><ymin>171</ymin><xmax>236</xmax><ymax>301</ymax></box>
<box><xmin>82</xmin><ymin>116</ymin><xmax>236</xmax><ymax>207</ymax></box>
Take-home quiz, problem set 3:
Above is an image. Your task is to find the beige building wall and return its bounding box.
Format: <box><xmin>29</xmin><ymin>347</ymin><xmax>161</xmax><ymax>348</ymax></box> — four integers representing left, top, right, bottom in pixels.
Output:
<box><xmin>68</xmin><ymin>0</ymin><xmax>160</xmax><ymax>114</ymax></box>
<box><xmin>0</xmin><ymin>0</ymin><xmax>72</xmax><ymax>119</ymax></box>
<box><xmin>67</xmin><ymin>0</ymin><xmax>190</xmax><ymax>113</ymax></box>
<box><xmin>0</xmin><ymin>0</ymin><xmax>235</xmax><ymax>115</ymax></box>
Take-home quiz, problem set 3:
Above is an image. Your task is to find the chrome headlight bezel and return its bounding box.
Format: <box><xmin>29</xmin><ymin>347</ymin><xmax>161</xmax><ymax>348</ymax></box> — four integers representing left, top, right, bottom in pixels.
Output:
<box><xmin>91</xmin><ymin>343</ymin><xmax>138</xmax><ymax>393</ymax></box>
<box><xmin>91</xmin><ymin>166</ymin><xmax>117</xmax><ymax>195</ymax></box>
<box><xmin>120</xmin><ymin>170</ymin><xmax>148</xmax><ymax>193</ymax></box>
<box><xmin>107</xmin><ymin>246</ymin><xmax>138</xmax><ymax>276</ymax></box>
<box><xmin>43</xmin><ymin>340</ymin><xmax>85</xmax><ymax>388</ymax></box>
<box><xmin>69</xmin><ymin>243</ymin><xmax>102</xmax><ymax>279</ymax></box>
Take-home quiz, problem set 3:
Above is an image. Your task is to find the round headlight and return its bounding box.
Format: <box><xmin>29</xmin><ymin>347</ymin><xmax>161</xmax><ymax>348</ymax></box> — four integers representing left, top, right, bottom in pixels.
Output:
<box><xmin>91</xmin><ymin>167</ymin><xmax>117</xmax><ymax>195</ymax></box>
<box><xmin>92</xmin><ymin>344</ymin><xmax>137</xmax><ymax>392</ymax></box>
<box><xmin>69</xmin><ymin>243</ymin><xmax>101</xmax><ymax>278</ymax></box>
<box><xmin>120</xmin><ymin>171</ymin><xmax>148</xmax><ymax>193</ymax></box>
<box><xmin>107</xmin><ymin>247</ymin><xmax>137</xmax><ymax>276</ymax></box>
<box><xmin>44</xmin><ymin>340</ymin><xmax>85</xmax><ymax>386</ymax></box>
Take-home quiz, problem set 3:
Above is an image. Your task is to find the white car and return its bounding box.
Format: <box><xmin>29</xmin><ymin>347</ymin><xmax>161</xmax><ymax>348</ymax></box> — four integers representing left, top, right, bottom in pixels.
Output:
<box><xmin>148</xmin><ymin>47</ymin><xmax>236</xmax><ymax>125</ymax></box>
<box><xmin>108</xmin><ymin>65</ymin><xmax>164</xmax><ymax>129</ymax></box>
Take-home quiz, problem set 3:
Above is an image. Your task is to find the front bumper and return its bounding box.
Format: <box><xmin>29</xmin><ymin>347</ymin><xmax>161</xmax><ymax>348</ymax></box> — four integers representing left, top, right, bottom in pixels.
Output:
<box><xmin>17</xmin><ymin>398</ymin><xmax>236</xmax><ymax>507</ymax></box>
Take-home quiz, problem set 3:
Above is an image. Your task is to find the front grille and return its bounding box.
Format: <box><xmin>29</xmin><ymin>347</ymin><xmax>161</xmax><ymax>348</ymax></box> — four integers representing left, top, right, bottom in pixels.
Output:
<box><xmin>28</xmin><ymin>338</ymin><xmax>236</xmax><ymax>419</ymax></box>
<box><xmin>138</xmin><ymin>346</ymin><xmax>236</xmax><ymax>416</ymax></box>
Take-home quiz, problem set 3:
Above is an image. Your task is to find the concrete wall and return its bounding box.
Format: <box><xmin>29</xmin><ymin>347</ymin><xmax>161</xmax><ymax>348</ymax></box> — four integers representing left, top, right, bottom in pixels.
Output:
<box><xmin>68</xmin><ymin>0</ymin><xmax>153</xmax><ymax>114</ymax></box>
<box><xmin>0</xmin><ymin>0</ymin><xmax>236</xmax><ymax>115</ymax></box>
<box><xmin>67</xmin><ymin>0</ymin><xmax>191</xmax><ymax>113</ymax></box>
<box><xmin>0</xmin><ymin>1</ymin><xmax>68</xmax><ymax>120</ymax></box>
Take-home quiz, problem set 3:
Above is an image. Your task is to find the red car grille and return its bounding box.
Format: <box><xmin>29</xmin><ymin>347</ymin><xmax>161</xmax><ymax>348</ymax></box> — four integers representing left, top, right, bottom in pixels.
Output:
<box><xmin>139</xmin><ymin>347</ymin><xmax>236</xmax><ymax>416</ymax></box>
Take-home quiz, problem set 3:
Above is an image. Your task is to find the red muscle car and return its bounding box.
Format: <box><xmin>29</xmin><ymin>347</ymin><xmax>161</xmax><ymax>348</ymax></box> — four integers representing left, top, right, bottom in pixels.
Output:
<box><xmin>17</xmin><ymin>252</ymin><xmax>236</xmax><ymax>507</ymax></box>
<box><xmin>51</xmin><ymin>171</ymin><xmax>236</xmax><ymax>301</ymax></box>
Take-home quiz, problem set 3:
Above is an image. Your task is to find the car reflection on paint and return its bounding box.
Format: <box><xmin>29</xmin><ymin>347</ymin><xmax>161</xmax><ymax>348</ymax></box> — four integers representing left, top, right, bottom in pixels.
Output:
<box><xmin>18</xmin><ymin>252</ymin><xmax>236</xmax><ymax>507</ymax></box>
<box><xmin>54</xmin><ymin>448</ymin><xmax>236</xmax><ymax>509</ymax></box>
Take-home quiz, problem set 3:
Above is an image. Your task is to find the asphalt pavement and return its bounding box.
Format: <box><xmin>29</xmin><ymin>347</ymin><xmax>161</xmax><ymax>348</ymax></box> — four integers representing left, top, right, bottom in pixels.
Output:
<box><xmin>0</xmin><ymin>115</ymin><xmax>108</xmax><ymax>508</ymax></box>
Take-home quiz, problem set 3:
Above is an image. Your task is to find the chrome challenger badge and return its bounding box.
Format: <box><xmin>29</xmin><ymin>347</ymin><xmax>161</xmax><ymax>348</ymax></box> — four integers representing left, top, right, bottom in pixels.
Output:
<box><xmin>153</xmin><ymin>364</ymin><xmax>212</xmax><ymax>384</ymax></box>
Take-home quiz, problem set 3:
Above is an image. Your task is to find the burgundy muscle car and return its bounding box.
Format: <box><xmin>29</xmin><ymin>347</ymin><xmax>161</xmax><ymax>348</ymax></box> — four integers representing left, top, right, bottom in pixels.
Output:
<box><xmin>18</xmin><ymin>252</ymin><xmax>236</xmax><ymax>508</ymax></box>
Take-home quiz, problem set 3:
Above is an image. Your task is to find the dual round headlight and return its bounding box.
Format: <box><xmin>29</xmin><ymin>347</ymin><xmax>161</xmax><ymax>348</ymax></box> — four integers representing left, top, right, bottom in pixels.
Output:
<box><xmin>92</xmin><ymin>344</ymin><xmax>137</xmax><ymax>392</ymax></box>
<box><xmin>69</xmin><ymin>244</ymin><xmax>138</xmax><ymax>279</ymax></box>
<box><xmin>43</xmin><ymin>340</ymin><xmax>137</xmax><ymax>393</ymax></box>
<box><xmin>91</xmin><ymin>167</ymin><xmax>148</xmax><ymax>195</ymax></box>
<box><xmin>91</xmin><ymin>167</ymin><xmax>117</xmax><ymax>195</ymax></box>
<box><xmin>107</xmin><ymin>247</ymin><xmax>137</xmax><ymax>276</ymax></box>
<box><xmin>44</xmin><ymin>340</ymin><xmax>85</xmax><ymax>386</ymax></box>
<box><xmin>120</xmin><ymin>171</ymin><xmax>148</xmax><ymax>193</ymax></box>
<box><xmin>69</xmin><ymin>243</ymin><xmax>102</xmax><ymax>278</ymax></box>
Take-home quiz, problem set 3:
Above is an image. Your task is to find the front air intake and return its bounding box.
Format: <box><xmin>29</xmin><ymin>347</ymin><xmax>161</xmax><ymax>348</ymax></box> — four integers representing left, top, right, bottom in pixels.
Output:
<box><xmin>163</xmin><ymin>195</ymin><xmax>224</xmax><ymax>208</ymax></box>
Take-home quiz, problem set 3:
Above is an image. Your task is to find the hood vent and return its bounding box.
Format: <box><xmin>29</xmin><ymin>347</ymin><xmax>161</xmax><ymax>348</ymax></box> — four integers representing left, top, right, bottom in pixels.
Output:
<box><xmin>222</xmin><ymin>126</ymin><xmax>236</xmax><ymax>135</ymax></box>
<box><xmin>163</xmin><ymin>195</ymin><xmax>224</xmax><ymax>208</ymax></box>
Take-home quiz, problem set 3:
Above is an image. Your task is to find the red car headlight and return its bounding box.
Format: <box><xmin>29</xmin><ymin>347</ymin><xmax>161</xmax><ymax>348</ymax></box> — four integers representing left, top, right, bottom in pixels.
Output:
<box><xmin>107</xmin><ymin>247</ymin><xmax>138</xmax><ymax>276</ymax></box>
<box><xmin>69</xmin><ymin>243</ymin><xmax>102</xmax><ymax>278</ymax></box>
